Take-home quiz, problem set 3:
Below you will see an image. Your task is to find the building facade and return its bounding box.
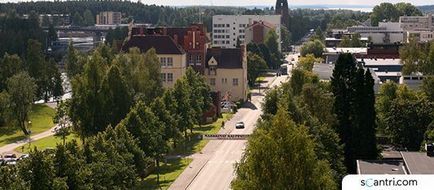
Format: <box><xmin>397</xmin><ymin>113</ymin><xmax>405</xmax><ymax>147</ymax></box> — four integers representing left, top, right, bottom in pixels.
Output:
<box><xmin>121</xmin><ymin>35</ymin><xmax>187</xmax><ymax>88</ymax></box>
<box><xmin>212</xmin><ymin>15</ymin><xmax>281</xmax><ymax>50</ymax></box>
<box><xmin>244</xmin><ymin>21</ymin><xmax>277</xmax><ymax>45</ymax></box>
<box><xmin>205</xmin><ymin>47</ymin><xmax>248</xmax><ymax>102</ymax></box>
<box><xmin>405</xmin><ymin>30</ymin><xmax>434</xmax><ymax>43</ymax></box>
<box><xmin>399</xmin><ymin>14</ymin><xmax>434</xmax><ymax>31</ymax></box>
<box><xmin>347</xmin><ymin>22</ymin><xmax>404</xmax><ymax>44</ymax></box>
<box><xmin>96</xmin><ymin>12</ymin><xmax>121</xmax><ymax>25</ymax></box>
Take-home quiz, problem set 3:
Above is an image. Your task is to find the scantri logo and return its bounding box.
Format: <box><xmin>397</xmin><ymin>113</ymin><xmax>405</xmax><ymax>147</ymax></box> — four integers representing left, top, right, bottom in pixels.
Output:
<box><xmin>360</xmin><ymin>177</ymin><xmax>417</xmax><ymax>187</ymax></box>
<box><xmin>343</xmin><ymin>175</ymin><xmax>434</xmax><ymax>190</ymax></box>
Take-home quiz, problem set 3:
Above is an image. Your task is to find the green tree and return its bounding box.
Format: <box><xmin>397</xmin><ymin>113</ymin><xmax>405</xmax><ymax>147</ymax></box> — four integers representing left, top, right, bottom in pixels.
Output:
<box><xmin>350</xmin><ymin>33</ymin><xmax>363</xmax><ymax>47</ymax></box>
<box><xmin>300</xmin><ymin>39</ymin><xmax>325</xmax><ymax>57</ymax></box>
<box><xmin>422</xmin><ymin>77</ymin><xmax>434</xmax><ymax>101</ymax></box>
<box><xmin>173</xmin><ymin>79</ymin><xmax>195</xmax><ymax>138</ymax></box>
<box><xmin>72</xmin><ymin>12</ymin><xmax>83</xmax><ymax>26</ymax></box>
<box><xmin>6</xmin><ymin>72</ymin><xmax>36</xmax><ymax>135</ymax></box>
<box><xmin>0</xmin><ymin>166</ymin><xmax>27</xmax><ymax>190</ymax></box>
<box><xmin>0</xmin><ymin>53</ymin><xmax>24</xmax><ymax>91</ymax></box>
<box><xmin>183</xmin><ymin>67</ymin><xmax>212</xmax><ymax>126</ymax></box>
<box><xmin>385</xmin><ymin>97</ymin><xmax>434</xmax><ymax>150</ymax></box>
<box><xmin>65</xmin><ymin>41</ymin><xmax>82</xmax><ymax>78</ymax></box>
<box><xmin>19</xmin><ymin>148</ymin><xmax>56</xmax><ymax>190</ymax></box>
<box><xmin>280</xmin><ymin>26</ymin><xmax>291</xmax><ymax>51</ymax></box>
<box><xmin>419</xmin><ymin>41</ymin><xmax>434</xmax><ymax>75</ymax></box>
<box><xmin>264</xmin><ymin>30</ymin><xmax>282</xmax><ymax>69</ymax></box>
<box><xmin>338</xmin><ymin>36</ymin><xmax>351</xmax><ymax>47</ymax></box>
<box><xmin>25</xmin><ymin>39</ymin><xmax>46</xmax><ymax>100</ymax></box>
<box><xmin>100</xmin><ymin>65</ymin><xmax>132</xmax><ymax>127</ymax></box>
<box><xmin>247</xmin><ymin>52</ymin><xmax>268</xmax><ymax>86</ymax></box>
<box><xmin>297</xmin><ymin>54</ymin><xmax>317</xmax><ymax>71</ymax></box>
<box><xmin>83</xmin><ymin>9</ymin><xmax>95</xmax><ymax>26</ymax></box>
<box><xmin>400</xmin><ymin>37</ymin><xmax>424</xmax><ymax>75</ymax></box>
<box><xmin>232</xmin><ymin>110</ymin><xmax>337</xmax><ymax>190</ymax></box>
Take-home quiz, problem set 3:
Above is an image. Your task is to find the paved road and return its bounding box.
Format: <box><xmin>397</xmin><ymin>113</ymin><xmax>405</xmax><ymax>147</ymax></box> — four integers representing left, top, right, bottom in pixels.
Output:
<box><xmin>169</xmin><ymin>75</ymin><xmax>288</xmax><ymax>190</ymax></box>
<box><xmin>0</xmin><ymin>125</ymin><xmax>58</xmax><ymax>154</ymax></box>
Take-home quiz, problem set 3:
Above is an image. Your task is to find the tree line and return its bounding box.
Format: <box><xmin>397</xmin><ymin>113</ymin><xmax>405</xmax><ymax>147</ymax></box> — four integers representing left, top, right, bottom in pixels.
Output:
<box><xmin>0</xmin><ymin>40</ymin><xmax>63</xmax><ymax>135</ymax></box>
<box><xmin>0</xmin><ymin>42</ymin><xmax>213</xmax><ymax>189</ymax></box>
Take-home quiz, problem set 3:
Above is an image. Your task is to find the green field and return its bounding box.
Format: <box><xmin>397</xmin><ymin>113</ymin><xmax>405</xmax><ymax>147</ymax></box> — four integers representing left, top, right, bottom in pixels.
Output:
<box><xmin>0</xmin><ymin>104</ymin><xmax>55</xmax><ymax>147</ymax></box>
<box><xmin>15</xmin><ymin>134</ymin><xmax>80</xmax><ymax>153</ymax></box>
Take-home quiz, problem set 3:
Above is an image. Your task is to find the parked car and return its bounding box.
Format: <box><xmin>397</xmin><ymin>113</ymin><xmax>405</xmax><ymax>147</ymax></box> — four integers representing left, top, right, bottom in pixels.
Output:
<box><xmin>3</xmin><ymin>154</ymin><xmax>17</xmax><ymax>164</ymax></box>
<box><xmin>235</xmin><ymin>121</ymin><xmax>245</xmax><ymax>129</ymax></box>
<box><xmin>18</xmin><ymin>154</ymin><xmax>29</xmax><ymax>161</ymax></box>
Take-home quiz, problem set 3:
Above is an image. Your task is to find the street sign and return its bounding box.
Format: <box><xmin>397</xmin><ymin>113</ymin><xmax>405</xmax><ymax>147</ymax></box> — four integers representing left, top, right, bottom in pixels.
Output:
<box><xmin>202</xmin><ymin>134</ymin><xmax>249</xmax><ymax>140</ymax></box>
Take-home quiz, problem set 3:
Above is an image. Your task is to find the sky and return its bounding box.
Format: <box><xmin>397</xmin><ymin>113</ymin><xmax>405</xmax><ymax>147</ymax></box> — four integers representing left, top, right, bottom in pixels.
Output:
<box><xmin>2</xmin><ymin>0</ymin><xmax>432</xmax><ymax>7</ymax></box>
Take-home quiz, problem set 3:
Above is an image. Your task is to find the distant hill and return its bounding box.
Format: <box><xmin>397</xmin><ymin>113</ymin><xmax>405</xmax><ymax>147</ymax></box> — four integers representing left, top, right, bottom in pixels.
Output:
<box><xmin>418</xmin><ymin>5</ymin><xmax>434</xmax><ymax>13</ymax></box>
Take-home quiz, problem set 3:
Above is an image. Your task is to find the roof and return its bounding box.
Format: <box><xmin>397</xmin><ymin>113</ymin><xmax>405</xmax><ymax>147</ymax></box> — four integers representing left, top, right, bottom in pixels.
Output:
<box><xmin>401</xmin><ymin>152</ymin><xmax>434</xmax><ymax>174</ymax></box>
<box><xmin>205</xmin><ymin>48</ymin><xmax>243</xmax><ymax>69</ymax></box>
<box><xmin>361</xmin><ymin>58</ymin><xmax>402</xmax><ymax>66</ymax></box>
<box><xmin>357</xmin><ymin>160</ymin><xmax>406</xmax><ymax>174</ymax></box>
<box><xmin>122</xmin><ymin>35</ymin><xmax>185</xmax><ymax>55</ymax></box>
<box><xmin>247</xmin><ymin>21</ymin><xmax>276</xmax><ymax>29</ymax></box>
<box><xmin>325</xmin><ymin>47</ymin><xmax>368</xmax><ymax>54</ymax></box>
<box><xmin>313</xmin><ymin>63</ymin><xmax>334</xmax><ymax>80</ymax></box>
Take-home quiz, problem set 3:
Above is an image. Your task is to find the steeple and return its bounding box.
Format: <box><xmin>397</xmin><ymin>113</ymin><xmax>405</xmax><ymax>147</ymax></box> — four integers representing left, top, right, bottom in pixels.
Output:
<box><xmin>275</xmin><ymin>0</ymin><xmax>289</xmax><ymax>28</ymax></box>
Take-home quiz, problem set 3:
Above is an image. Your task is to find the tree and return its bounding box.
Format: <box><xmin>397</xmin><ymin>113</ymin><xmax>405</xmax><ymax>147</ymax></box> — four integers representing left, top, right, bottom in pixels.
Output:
<box><xmin>399</xmin><ymin>37</ymin><xmax>424</xmax><ymax>75</ymax></box>
<box><xmin>331</xmin><ymin>53</ymin><xmax>378</xmax><ymax>173</ymax></box>
<box><xmin>300</xmin><ymin>39</ymin><xmax>325</xmax><ymax>57</ymax></box>
<box><xmin>264</xmin><ymin>30</ymin><xmax>282</xmax><ymax>69</ymax></box>
<box><xmin>53</xmin><ymin>101</ymin><xmax>71</xmax><ymax>145</ymax></box>
<box><xmin>385</xmin><ymin>97</ymin><xmax>434</xmax><ymax>150</ymax></box>
<box><xmin>280</xmin><ymin>26</ymin><xmax>291</xmax><ymax>51</ymax></box>
<box><xmin>173</xmin><ymin>79</ymin><xmax>195</xmax><ymax>138</ymax></box>
<box><xmin>350</xmin><ymin>33</ymin><xmax>363</xmax><ymax>47</ymax></box>
<box><xmin>65</xmin><ymin>41</ymin><xmax>81</xmax><ymax>78</ymax></box>
<box><xmin>419</xmin><ymin>41</ymin><xmax>434</xmax><ymax>75</ymax></box>
<box><xmin>100</xmin><ymin>65</ymin><xmax>132</xmax><ymax>127</ymax></box>
<box><xmin>376</xmin><ymin>81</ymin><xmax>399</xmax><ymax>133</ymax></box>
<box><xmin>247</xmin><ymin>52</ymin><xmax>268</xmax><ymax>86</ymax></box>
<box><xmin>0</xmin><ymin>165</ymin><xmax>27</xmax><ymax>190</ymax></box>
<box><xmin>70</xmin><ymin>51</ymin><xmax>107</xmax><ymax>139</ymax></box>
<box><xmin>83</xmin><ymin>10</ymin><xmax>95</xmax><ymax>26</ymax></box>
<box><xmin>18</xmin><ymin>148</ymin><xmax>57</xmax><ymax>190</ymax></box>
<box><xmin>25</xmin><ymin>39</ymin><xmax>46</xmax><ymax>100</ymax></box>
<box><xmin>422</xmin><ymin>77</ymin><xmax>434</xmax><ymax>101</ymax></box>
<box><xmin>297</xmin><ymin>54</ymin><xmax>317</xmax><ymax>71</ymax></box>
<box><xmin>72</xmin><ymin>12</ymin><xmax>83</xmax><ymax>26</ymax></box>
<box><xmin>232</xmin><ymin>110</ymin><xmax>337</xmax><ymax>190</ymax></box>
<box><xmin>6</xmin><ymin>72</ymin><xmax>36</xmax><ymax>135</ymax></box>
<box><xmin>338</xmin><ymin>36</ymin><xmax>351</xmax><ymax>47</ymax></box>
<box><xmin>0</xmin><ymin>53</ymin><xmax>24</xmax><ymax>91</ymax></box>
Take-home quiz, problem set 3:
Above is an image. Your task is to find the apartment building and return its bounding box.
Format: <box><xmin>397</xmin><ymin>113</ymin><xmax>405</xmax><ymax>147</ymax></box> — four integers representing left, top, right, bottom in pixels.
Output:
<box><xmin>347</xmin><ymin>22</ymin><xmax>404</xmax><ymax>44</ymax></box>
<box><xmin>399</xmin><ymin>14</ymin><xmax>434</xmax><ymax>31</ymax></box>
<box><xmin>205</xmin><ymin>47</ymin><xmax>248</xmax><ymax>102</ymax></box>
<box><xmin>121</xmin><ymin>35</ymin><xmax>187</xmax><ymax>88</ymax></box>
<box><xmin>244</xmin><ymin>21</ymin><xmax>277</xmax><ymax>45</ymax></box>
<box><xmin>96</xmin><ymin>12</ymin><xmax>121</xmax><ymax>25</ymax></box>
<box><xmin>405</xmin><ymin>30</ymin><xmax>434</xmax><ymax>43</ymax></box>
<box><xmin>130</xmin><ymin>24</ymin><xmax>208</xmax><ymax>74</ymax></box>
<box><xmin>212</xmin><ymin>15</ymin><xmax>281</xmax><ymax>50</ymax></box>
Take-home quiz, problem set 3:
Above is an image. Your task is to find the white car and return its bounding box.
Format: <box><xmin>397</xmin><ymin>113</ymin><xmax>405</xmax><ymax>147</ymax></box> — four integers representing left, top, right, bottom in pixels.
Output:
<box><xmin>235</xmin><ymin>122</ymin><xmax>245</xmax><ymax>129</ymax></box>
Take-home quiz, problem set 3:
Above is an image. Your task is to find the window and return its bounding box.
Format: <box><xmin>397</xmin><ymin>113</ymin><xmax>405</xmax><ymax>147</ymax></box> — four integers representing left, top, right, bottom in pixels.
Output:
<box><xmin>221</xmin><ymin>78</ymin><xmax>227</xmax><ymax>84</ymax></box>
<box><xmin>160</xmin><ymin>57</ymin><xmax>167</xmax><ymax>67</ymax></box>
<box><xmin>167</xmin><ymin>73</ymin><xmax>173</xmax><ymax>82</ymax></box>
<box><xmin>167</xmin><ymin>57</ymin><xmax>173</xmax><ymax>67</ymax></box>
<box><xmin>210</xmin><ymin>78</ymin><xmax>216</xmax><ymax>86</ymax></box>
<box><xmin>209</xmin><ymin>67</ymin><xmax>217</xmax><ymax>75</ymax></box>
<box><xmin>160</xmin><ymin>73</ymin><xmax>166</xmax><ymax>82</ymax></box>
<box><xmin>196</xmin><ymin>55</ymin><xmax>202</xmax><ymax>65</ymax></box>
<box><xmin>233</xmin><ymin>78</ymin><xmax>239</xmax><ymax>86</ymax></box>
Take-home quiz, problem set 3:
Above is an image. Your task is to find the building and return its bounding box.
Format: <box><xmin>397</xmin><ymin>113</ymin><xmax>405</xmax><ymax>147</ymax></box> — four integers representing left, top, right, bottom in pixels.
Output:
<box><xmin>347</xmin><ymin>22</ymin><xmax>404</xmax><ymax>44</ymax></box>
<box><xmin>96</xmin><ymin>12</ymin><xmax>121</xmax><ymax>25</ymax></box>
<box><xmin>399</xmin><ymin>14</ymin><xmax>434</xmax><ymax>31</ymax></box>
<box><xmin>129</xmin><ymin>24</ymin><xmax>208</xmax><ymax>74</ymax></box>
<box><xmin>400</xmin><ymin>74</ymin><xmax>426</xmax><ymax>90</ymax></box>
<box><xmin>121</xmin><ymin>35</ymin><xmax>187</xmax><ymax>88</ymax></box>
<box><xmin>366</xmin><ymin>43</ymin><xmax>401</xmax><ymax>59</ymax></box>
<box><xmin>244</xmin><ymin>21</ymin><xmax>277</xmax><ymax>45</ymax></box>
<box><xmin>275</xmin><ymin>0</ymin><xmax>289</xmax><ymax>28</ymax></box>
<box><xmin>358</xmin><ymin>147</ymin><xmax>434</xmax><ymax>174</ymax></box>
<box><xmin>324</xmin><ymin>47</ymin><xmax>368</xmax><ymax>64</ymax></box>
<box><xmin>212</xmin><ymin>15</ymin><xmax>281</xmax><ymax>50</ymax></box>
<box><xmin>361</xmin><ymin>58</ymin><xmax>402</xmax><ymax>83</ymax></box>
<box><xmin>405</xmin><ymin>30</ymin><xmax>434</xmax><ymax>43</ymax></box>
<box><xmin>205</xmin><ymin>47</ymin><xmax>248</xmax><ymax>102</ymax></box>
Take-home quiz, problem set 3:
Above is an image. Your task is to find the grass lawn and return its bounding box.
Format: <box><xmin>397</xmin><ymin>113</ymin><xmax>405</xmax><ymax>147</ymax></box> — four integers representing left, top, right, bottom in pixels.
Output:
<box><xmin>140</xmin><ymin>113</ymin><xmax>233</xmax><ymax>189</ymax></box>
<box><xmin>256</xmin><ymin>76</ymin><xmax>266</xmax><ymax>83</ymax></box>
<box><xmin>15</xmin><ymin>134</ymin><xmax>80</xmax><ymax>153</ymax></box>
<box><xmin>0</xmin><ymin>104</ymin><xmax>55</xmax><ymax>147</ymax></box>
<box><xmin>136</xmin><ymin>158</ymin><xmax>193</xmax><ymax>190</ymax></box>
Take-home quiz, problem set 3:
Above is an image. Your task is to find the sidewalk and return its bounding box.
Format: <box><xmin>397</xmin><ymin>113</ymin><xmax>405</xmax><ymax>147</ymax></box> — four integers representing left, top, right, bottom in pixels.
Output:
<box><xmin>0</xmin><ymin>125</ymin><xmax>58</xmax><ymax>154</ymax></box>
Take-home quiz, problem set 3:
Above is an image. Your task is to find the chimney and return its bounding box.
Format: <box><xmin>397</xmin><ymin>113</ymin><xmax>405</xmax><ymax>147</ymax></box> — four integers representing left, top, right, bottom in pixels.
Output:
<box><xmin>426</xmin><ymin>143</ymin><xmax>434</xmax><ymax>157</ymax></box>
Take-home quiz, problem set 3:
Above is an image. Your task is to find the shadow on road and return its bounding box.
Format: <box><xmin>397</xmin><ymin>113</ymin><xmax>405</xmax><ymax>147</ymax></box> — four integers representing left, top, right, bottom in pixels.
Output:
<box><xmin>242</xmin><ymin>101</ymin><xmax>258</xmax><ymax>110</ymax></box>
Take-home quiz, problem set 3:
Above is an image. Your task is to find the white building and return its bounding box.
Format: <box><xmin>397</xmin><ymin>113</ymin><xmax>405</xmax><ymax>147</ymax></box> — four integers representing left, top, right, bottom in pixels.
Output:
<box><xmin>347</xmin><ymin>22</ymin><xmax>404</xmax><ymax>44</ymax></box>
<box><xmin>212</xmin><ymin>15</ymin><xmax>281</xmax><ymax>50</ymax></box>
<box><xmin>399</xmin><ymin>14</ymin><xmax>434</xmax><ymax>31</ymax></box>
<box><xmin>96</xmin><ymin>12</ymin><xmax>122</xmax><ymax>25</ymax></box>
<box><xmin>405</xmin><ymin>30</ymin><xmax>434</xmax><ymax>43</ymax></box>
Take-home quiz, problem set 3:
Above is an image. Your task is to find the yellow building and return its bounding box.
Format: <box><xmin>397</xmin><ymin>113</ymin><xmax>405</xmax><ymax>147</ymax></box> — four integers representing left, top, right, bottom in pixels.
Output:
<box><xmin>205</xmin><ymin>47</ymin><xmax>248</xmax><ymax>102</ymax></box>
<box><xmin>121</xmin><ymin>35</ymin><xmax>187</xmax><ymax>88</ymax></box>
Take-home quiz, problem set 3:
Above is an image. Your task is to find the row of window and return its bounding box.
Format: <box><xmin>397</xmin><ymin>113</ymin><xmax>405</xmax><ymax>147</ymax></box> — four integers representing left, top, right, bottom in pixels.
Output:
<box><xmin>213</xmin><ymin>40</ymin><xmax>231</xmax><ymax>45</ymax></box>
<box><xmin>214</xmin><ymin>24</ymin><xmax>230</xmax><ymax>28</ymax></box>
<box><xmin>214</xmin><ymin>35</ymin><xmax>230</xmax><ymax>39</ymax></box>
<box><xmin>209</xmin><ymin>78</ymin><xmax>238</xmax><ymax>86</ymax></box>
<box><xmin>161</xmin><ymin>73</ymin><xmax>174</xmax><ymax>83</ymax></box>
<box><xmin>213</xmin><ymin>29</ymin><xmax>229</xmax><ymax>33</ymax></box>
<box><xmin>160</xmin><ymin>57</ymin><xmax>173</xmax><ymax>67</ymax></box>
<box><xmin>188</xmin><ymin>55</ymin><xmax>202</xmax><ymax>65</ymax></box>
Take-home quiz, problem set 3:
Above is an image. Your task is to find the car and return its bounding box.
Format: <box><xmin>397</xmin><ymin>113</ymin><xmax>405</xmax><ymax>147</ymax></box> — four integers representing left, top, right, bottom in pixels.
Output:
<box><xmin>3</xmin><ymin>154</ymin><xmax>17</xmax><ymax>164</ymax></box>
<box><xmin>235</xmin><ymin>121</ymin><xmax>245</xmax><ymax>129</ymax></box>
<box><xmin>17</xmin><ymin>154</ymin><xmax>29</xmax><ymax>161</ymax></box>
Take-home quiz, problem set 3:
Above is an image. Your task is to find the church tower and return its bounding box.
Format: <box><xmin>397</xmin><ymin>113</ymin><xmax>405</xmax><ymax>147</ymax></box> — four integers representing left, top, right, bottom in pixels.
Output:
<box><xmin>275</xmin><ymin>0</ymin><xmax>289</xmax><ymax>28</ymax></box>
